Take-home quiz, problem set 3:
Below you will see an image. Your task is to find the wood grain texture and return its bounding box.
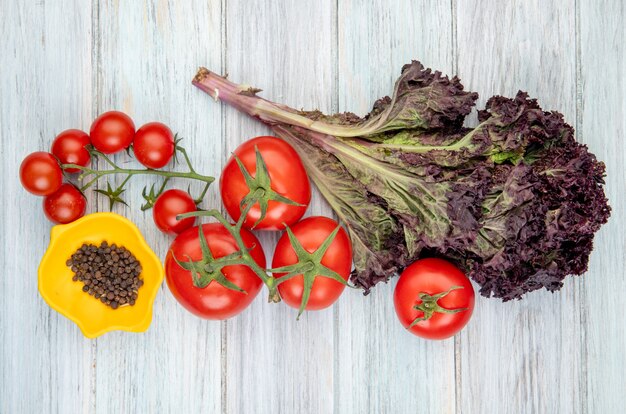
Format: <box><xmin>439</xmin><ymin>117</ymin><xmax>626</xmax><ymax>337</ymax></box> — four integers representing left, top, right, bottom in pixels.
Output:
<box><xmin>579</xmin><ymin>1</ymin><xmax>626</xmax><ymax>412</ymax></box>
<box><xmin>222</xmin><ymin>2</ymin><xmax>337</xmax><ymax>413</ymax></box>
<box><xmin>91</xmin><ymin>1</ymin><xmax>223</xmax><ymax>413</ymax></box>
<box><xmin>334</xmin><ymin>2</ymin><xmax>457</xmax><ymax>414</ymax></box>
<box><xmin>1</xmin><ymin>1</ymin><xmax>624</xmax><ymax>413</ymax></box>
<box><xmin>455</xmin><ymin>2</ymin><xmax>586</xmax><ymax>414</ymax></box>
<box><xmin>1</xmin><ymin>1</ymin><xmax>96</xmax><ymax>413</ymax></box>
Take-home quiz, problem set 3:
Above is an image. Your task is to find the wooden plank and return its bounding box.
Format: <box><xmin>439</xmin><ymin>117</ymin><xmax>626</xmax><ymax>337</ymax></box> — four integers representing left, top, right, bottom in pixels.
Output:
<box><xmin>334</xmin><ymin>2</ymin><xmax>457</xmax><ymax>413</ymax></box>
<box><xmin>0</xmin><ymin>1</ymin><xmax>96</xmax><ymax>413</ymax></box>
<box><xmin>455</xmin><ymin>1</ymin><xmax>584</xmax><ymax>413</ymax></box>
<box><xmin>92</xmin><ymin>1</ymin><xmax>223</xmax><ymax>412</ymax></box>
<box><xmin>2</xmin><ymin>1</ymin><xmax>624</xmax><ymax>413</ymax></box>
<box><xmin>221</xmin><ymin>1</ymin><xmax>337</xmax><ymax>413</ymax></box>
<box><xmin>579</xmin><ymin>1</ymin><xmax>626</xmax><ymax>412</ymax></box>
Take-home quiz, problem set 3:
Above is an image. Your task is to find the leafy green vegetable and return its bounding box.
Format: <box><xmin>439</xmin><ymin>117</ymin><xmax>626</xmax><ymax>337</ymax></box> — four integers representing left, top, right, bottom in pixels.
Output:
<box><xmin>193</xmin><ymin>61</ymin><xmax>610</xmax><ymax>300</ymax></box>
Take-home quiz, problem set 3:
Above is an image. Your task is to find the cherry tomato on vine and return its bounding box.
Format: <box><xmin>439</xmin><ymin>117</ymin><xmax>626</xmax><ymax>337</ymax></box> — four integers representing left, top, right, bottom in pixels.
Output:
<box><xmin>43</xmin><ymin>183</ymin><xmax>87</xmax><ymax>224</ymax></box>
<box><xmin>89</xmin><ymin>111</ymin><xmax>135</xmax><ymax>154</ymax></box>
<box><xmin>133</xmin><ymin>122</ymin><xmax>175</xmax><ymax>169</ymax></box>
<box><xmin>153</xmin><ymin>189</ymin><xmax>197</xmax><ymax>235</ymax></box>
<box><xmin>19</xmin><ymin>152</ymin><xmax>63</xmax><ymax>196</ymax></box>
<box><xmin>272</xmin><ymin>216</ymin><xmax>352</xmax><ymax>315</ymax></box>
<box><xmin>165</xmin><ymin>223</ymin><xmax>265</xmax><ymax>320</ymax></box>
<box><xmin>394</xmin><ymin>258</ymin><xmax>475</xmax><ymax>340</ymax></box>
<box><xmin>220</xmin><ymin>136</ymin><xmax>311</xmax><ymax>230</ymax></box>
<box><xmin>50</xmin><ymin>129</ymin><xmax>91</xmax><ymax>173</ymax></box>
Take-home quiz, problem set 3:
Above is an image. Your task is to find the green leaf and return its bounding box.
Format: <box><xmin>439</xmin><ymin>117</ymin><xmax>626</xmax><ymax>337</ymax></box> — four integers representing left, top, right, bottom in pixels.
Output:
<box><xmin>94</xmin><ymin>181</ymin><xmax>128</xmax><ymax>211</ymax></box>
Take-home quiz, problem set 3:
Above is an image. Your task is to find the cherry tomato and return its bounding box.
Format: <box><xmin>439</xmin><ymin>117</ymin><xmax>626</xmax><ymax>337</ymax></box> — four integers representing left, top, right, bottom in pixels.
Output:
<box><xmin>165</xmin><ymin>223</ymin><xmax>265</xmax><ymax>320</ymax></box>
<box><xmin>153</xmin><ymin>189</ymin><xmax>197</xmax><ymax>235</ymax></box>
<box><xmin>43</xmin><ymin>183</ymin><xmax>87</xmax><ymax>224</ymax></box>
<box><xmin>394</xmin><ymin>258</ymin><xmax>475</xmax><ymax>340</ymax></box>
<box><xmin>19</xmin><ymin>152</ymin><xmax>63</xmax><ymax>196</ymax></box>
<box><xmin>220</xmin><ymin>136</ymin><xmax>311</xmax><ymax>230</ymax></box>
<box><xmin>51</xmin><ymin>129</ymin><xmax>91</xmax><ymax>173</ymax></box>
<box><xmin>89</xmin><ymin>111</ymin><xmax>135</xmax><ymax>154</ymax></box>
<box><xmin>272</xmin><ymin>216</ymin><xmax>352</xmax><ymax>311</ymax></box>
<box><xmin>133</xmin><ymin>122</ymin><xmax>175</xmax><ymax>169</ymax></box>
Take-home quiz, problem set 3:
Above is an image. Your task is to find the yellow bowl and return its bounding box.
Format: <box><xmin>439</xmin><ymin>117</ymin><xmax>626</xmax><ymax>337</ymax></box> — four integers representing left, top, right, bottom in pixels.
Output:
<box><xmin>38</xmin><ymin>212</ymin><xmax>164</xmax><ymax>338</ymax></box>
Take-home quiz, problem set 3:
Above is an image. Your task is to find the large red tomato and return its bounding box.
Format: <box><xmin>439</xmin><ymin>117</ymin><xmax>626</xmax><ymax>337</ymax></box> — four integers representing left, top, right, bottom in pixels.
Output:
<box><xmin>272</xmin><ymin>216</ymin><xmax>352</xmax><ymax>313</ymax></box>
<box><xmin>394</xmin><ymin>258</ymin><xmax>475</xmax><ymax>340</ymax></box>
<box><xmin>220</xmin><ymin>136</ymin><xmax>311</xmax><ymax>230</ymax></box>
<box><xmin>90</xmin><ymin>111</ymin><xmax>135</xmax><ymax>154</ymax></box>
<box><xmin>165</xmin><ymin>223</ymin><xmax>265</xmax><ymax>320</ymax></box>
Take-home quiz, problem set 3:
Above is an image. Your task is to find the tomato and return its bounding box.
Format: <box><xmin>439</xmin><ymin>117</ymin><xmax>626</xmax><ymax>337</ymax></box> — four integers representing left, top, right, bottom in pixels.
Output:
<box><xmin>165</xmin><ymin>223</ymin><xmax>265</xmax><ymax>320</ymax></box>
<box><xmin>133</xmin><ymin>122</ymin><xmax>175</xmax><ymax>169</ymax></box>
<box><xmin>43</xmin><ymin>183</ymin><xmax>87</xmax><ymax>224</ymax></box>
<box><xmin>220</xmin><ymin>136</ymin><xmax>311</xmax><ymax>230</ymax></box>
<box><xmin>272</xmin><ymin>216</ymin><xmax>352</xmax><ymax>312</ymax></box>
<box><xmin>394</xmin><ymin>258</ymin><xmax>475</xmax><ymax>340</ymax></box>
<box><xmin>20</xmin><ymin>152</ymin><xmax>63</xmax><ymax>196</ymax></box>
<box><xmin>89</xmin><ymin>111</ymin><xmax>135</xmax><ymax>154</ymax></box>
<box><xmin>50</xmin><ymin>129</ymin><xmax>91</xmax><ymax>173</ymax></box>
<box><xmin>153</xmin><ymin>189</ymin><xmax>197</xmax><ymax>235</ymax></box>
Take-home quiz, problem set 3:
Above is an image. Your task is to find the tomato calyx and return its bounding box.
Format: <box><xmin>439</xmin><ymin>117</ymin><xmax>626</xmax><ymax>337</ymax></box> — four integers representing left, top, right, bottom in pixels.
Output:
<box><xmin>269</xmin><ymin>224</ymin><xmax>349</xmax><ymax>319</ymax></box>
<box><xmin>170</xmin><ymin>225</ymin><xmax>250</xmax><ymax>292</ymax></box>
<box><xmin>177</xmin><ymin>203</ymin><xmax>280</xmax><ymax>301</ymax></box>
<box><xmin>234</xmin><ymin>145</ymin><xmax>303</xmax><ymax>228</ymax></box>
<box><xmin>177</xmin><ymin>204</ymin><xmax>352</xmax><ymax>314</ymax></box>
<box><xmin>94</xmin><ymin>179</ymin><xmax>130</xmax><ymax>210</ymax></box>
<box><xmin>141</xmin><ymin>179</ymin><xmax>171</xmax><ymax>211</ymax></box>
<box><xmin>408</xmin><ymin>286</ymin><xmax>468</xmax><ymax>328</ymax></box>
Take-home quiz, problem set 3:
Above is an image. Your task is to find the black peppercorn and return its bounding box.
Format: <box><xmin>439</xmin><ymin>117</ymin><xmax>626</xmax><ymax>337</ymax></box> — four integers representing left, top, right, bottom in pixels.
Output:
<box><xmin>67</xmin><ymin>241</ymin><xmax>143</xmax><ymax>310</ymax></box>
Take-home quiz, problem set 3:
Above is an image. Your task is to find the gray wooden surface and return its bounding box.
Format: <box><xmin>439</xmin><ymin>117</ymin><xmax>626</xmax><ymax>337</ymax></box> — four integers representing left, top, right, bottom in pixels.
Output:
<box><xmin>1</xmin><ymin>1</ymin><xmax>624</xmax><ymax>413</ymax></box>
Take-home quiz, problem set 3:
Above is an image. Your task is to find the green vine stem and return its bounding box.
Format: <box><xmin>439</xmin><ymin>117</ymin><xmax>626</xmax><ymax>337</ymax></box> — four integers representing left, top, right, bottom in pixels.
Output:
<box><xmin>61</xmin><ymin>145</ymin><xmax>214</xmax><ymax>210</ymax></box>
<box><xmin>178</xmin><ymin>202</ymin><xmax>282</xmax><ymax>303</ymax></box>
<box><xmin>178</xmin><ymin>201</ymin><xmax>353</xmax><ymax>311</ymax></box>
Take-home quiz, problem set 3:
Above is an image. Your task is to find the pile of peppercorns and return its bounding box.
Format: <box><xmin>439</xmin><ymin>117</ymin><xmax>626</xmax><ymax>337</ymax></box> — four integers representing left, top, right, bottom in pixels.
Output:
<box><xmin>67</xmin><ymin>241</ymin><xmax>144</xmax><ymax>309</ymax></box>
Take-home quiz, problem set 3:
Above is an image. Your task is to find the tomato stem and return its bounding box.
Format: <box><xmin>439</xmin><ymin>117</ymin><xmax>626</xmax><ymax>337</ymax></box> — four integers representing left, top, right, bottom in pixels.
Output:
<box><xmin>170</xmin><ymin>226</ymin><xmax>248</xmax><ymax>293</ymax></box>
<box><xmin>408</xmin><ymin>286</ymin><xmax>468</xmax><ymax>328</ymax></box>
<box><xmin>234</xmin><ymin>145</ymin><xmax>303</xmax><ymax>229</ymax></box>
<box><xmin>177</xmin><ymin>206</ymin><xmax>351</xmax><ymax>315</ymax></box>
<box><xmin>177</xmin><ymin>202</ymin><xmax>282</xmax><ymax>302</ymax></box>
<box><xmin>61</xmin><ymin>146</ymin><xmax>214</xmax><ymax>211</ymax></box>
<box><xmin>267</xmin><ymin>224</ymin><xmax>348</xmax><ymax>320</ymax></box>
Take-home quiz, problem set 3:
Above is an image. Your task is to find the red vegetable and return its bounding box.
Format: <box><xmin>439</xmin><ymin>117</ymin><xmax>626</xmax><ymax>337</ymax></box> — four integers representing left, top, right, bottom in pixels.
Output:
<box><xmin>272</xmin><ymin>216</ymin><xmax>351</xmax><ymax>318</ymax></box>
<box><xmin>90</xmin><ymin>111</ymin><xmax>135</xmax><ymax>154</ymax></box>
<box><xmin>133</xmin><ymin>122</ymin><xmax>175</xmax><ymax>169</ymax></box>
<box><xmin>43</xmin><ymin>183</ymin><xmax>86</xmax><ymax>224</ymax></box>
<box><xmin>20</xmin><ymin>152</ymin><xmax>63</xmax><ymax>196</ymax></box>
<box><xmin>220</xmin><ymin>136</ymin><xmax>310</xmax><ymax>230</ymax></box>
<box><xmin>50</xmin><ymin>129</ymin><xmax>91</xmax><ymax>173</ymax></box>
<box><xmin>153</xmin><ymin>189</ymin><xmax>197</xmax><ymax>235</ymax></box>
<box><xmin>165</xmin><ymin>223</ymin><xmax>265</xmax><ymax>320</ymax></box>
<box><xmin>394</xmin><ymin>258</ymin><xmax>474</xmax><ymax>340</ymax></box>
